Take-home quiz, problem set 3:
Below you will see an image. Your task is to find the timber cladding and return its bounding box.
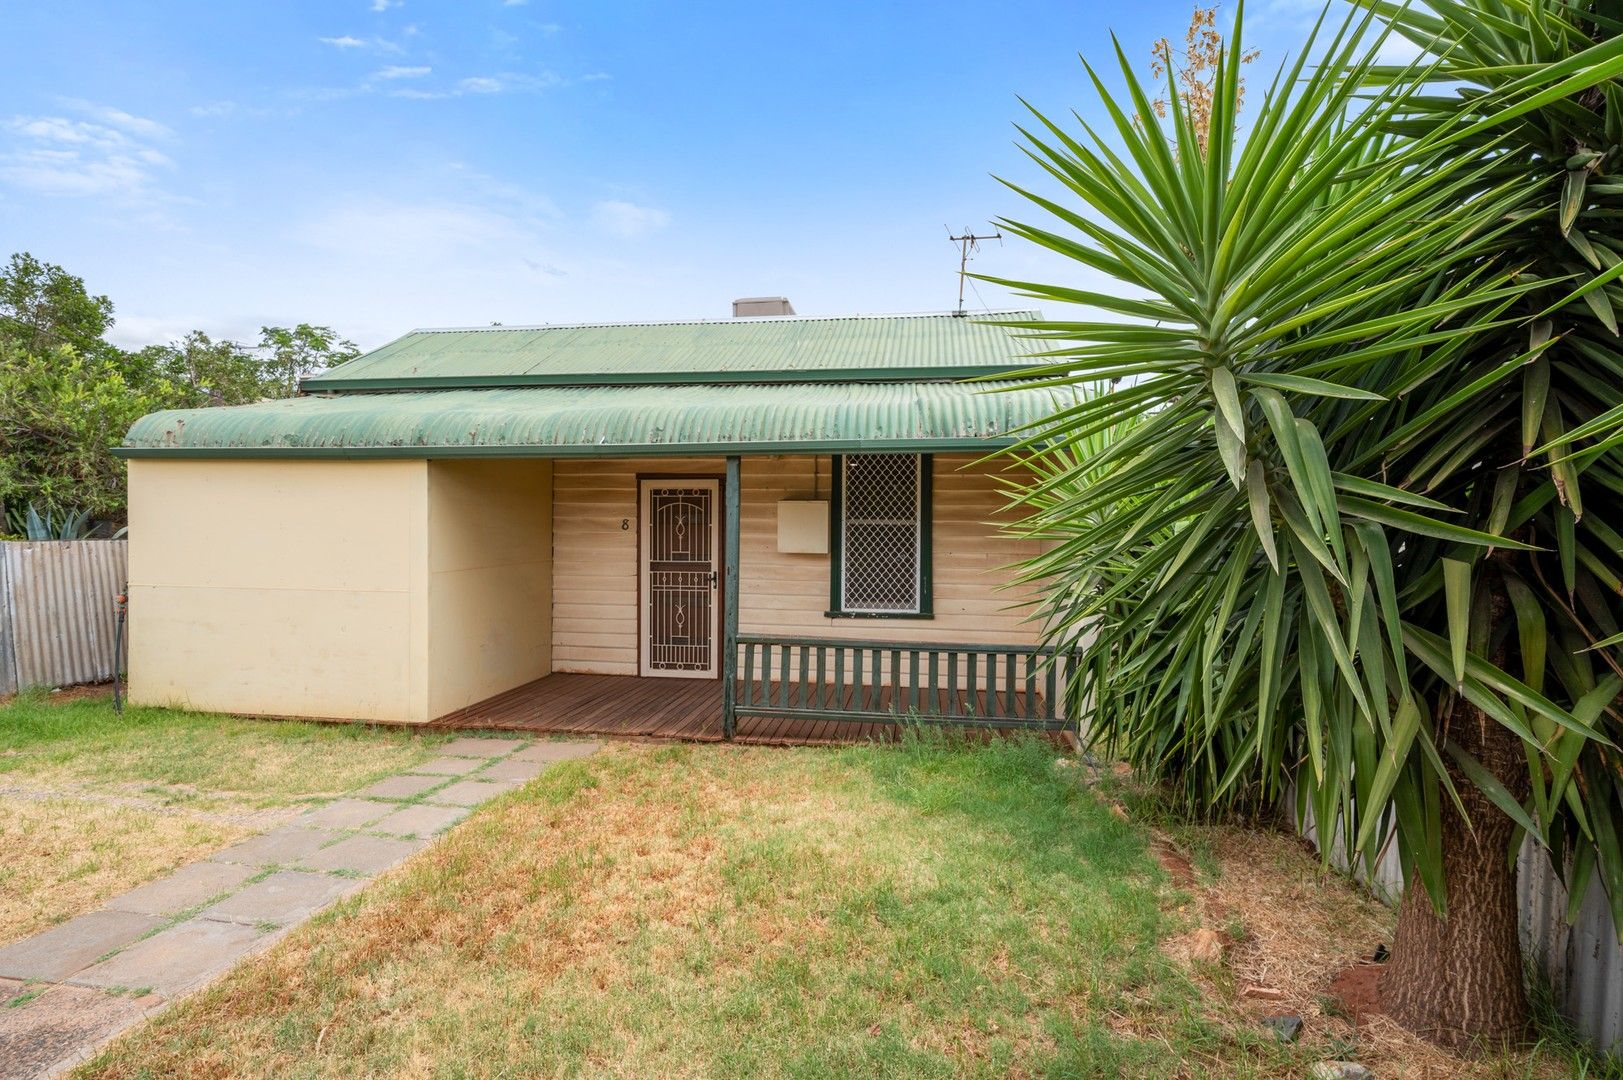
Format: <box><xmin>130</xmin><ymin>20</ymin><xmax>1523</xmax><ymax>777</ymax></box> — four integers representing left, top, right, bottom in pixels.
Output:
<box><xmin>550</xmin><ymin>454</ymin><xmax>1044</xmax><ymax>677</ymax></box>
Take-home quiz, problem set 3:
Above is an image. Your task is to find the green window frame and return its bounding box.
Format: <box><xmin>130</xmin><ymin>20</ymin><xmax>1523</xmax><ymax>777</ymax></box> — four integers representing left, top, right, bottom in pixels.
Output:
<box><xmin>826</xmin><ymin>453</ymin><xmax>933</xmax><ymax>619</ymax></box>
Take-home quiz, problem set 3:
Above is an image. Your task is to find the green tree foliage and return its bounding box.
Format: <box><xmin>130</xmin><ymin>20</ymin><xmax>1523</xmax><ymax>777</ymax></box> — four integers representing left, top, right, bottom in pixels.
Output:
<box><xmin>0</xmin><ymin>252</ymin><xmax>117</xmax><ymax>360</ymax></box>
<box><xmin>991</xmin><ymin>1</ymin><xmax>1623</xmax><ymax>1046</ymax></box>
<box><xmin>0</xmin><ymin>252</ymin><xmax>359</xmax><ymax>528</ymax></box>
<box><xmin>258</xmin><ymin>324</ymin><xmax>359</xmax><ymax>397</ymax></box>
<box><xmin>131</xmin><ymin>332</ymin><xmax>280</xmax><ymax>407</ymax></box>
<box><xmin>0</xmin><ymin>340</ymin><xmax>179</xmax><ymax>519</ymax></box>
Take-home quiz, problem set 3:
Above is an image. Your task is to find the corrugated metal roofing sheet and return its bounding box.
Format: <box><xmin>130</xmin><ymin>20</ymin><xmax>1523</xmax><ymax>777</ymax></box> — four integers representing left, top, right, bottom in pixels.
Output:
<box><xmin>303</xmin><ymin>311</ymin><xmax>1043</xmax><ymax>390</ymax></box>
<box><xmin>120</xmin><ymin>381</ymin><xmax>1066</xmax><ymax>456</ymax></box>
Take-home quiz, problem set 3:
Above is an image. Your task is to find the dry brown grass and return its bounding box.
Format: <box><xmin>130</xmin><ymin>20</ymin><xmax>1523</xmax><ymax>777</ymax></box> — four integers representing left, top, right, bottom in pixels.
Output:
<box><xmin>0</xmin><ymin>691</ymin><xmax>441</xmax><ymax>948</ymax></box>
<box><xmin>0</xmin><ymin>796</ymin><xmax>248</xmax><ymax>943</ymax></box>
<box><xmin>1166</xmin><ymin>823</ymin><xmax>1575</xmax><ymax>1080</ymax></box>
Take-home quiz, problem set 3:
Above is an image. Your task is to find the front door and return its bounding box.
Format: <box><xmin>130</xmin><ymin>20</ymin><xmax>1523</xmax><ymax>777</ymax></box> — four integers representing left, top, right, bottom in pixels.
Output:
<box><xmin>639</xmin><ymin>479</ymin><xmax>720</xmax><ymax>678</ymax></box>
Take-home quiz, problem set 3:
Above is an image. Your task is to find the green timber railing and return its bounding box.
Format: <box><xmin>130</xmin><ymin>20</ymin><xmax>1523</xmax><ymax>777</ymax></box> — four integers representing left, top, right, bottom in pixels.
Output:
<box><xmin>727</xmin><ymin>634</ymin><xmax>1078</xmax><ymax>737</ymax></box>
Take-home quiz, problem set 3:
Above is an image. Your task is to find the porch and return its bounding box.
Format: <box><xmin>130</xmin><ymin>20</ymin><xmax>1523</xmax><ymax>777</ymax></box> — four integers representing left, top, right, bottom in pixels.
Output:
<box><xmin>430</xmin><ymin>636</ymin><xmax>1078</xmax><ymax>746</ymax></box>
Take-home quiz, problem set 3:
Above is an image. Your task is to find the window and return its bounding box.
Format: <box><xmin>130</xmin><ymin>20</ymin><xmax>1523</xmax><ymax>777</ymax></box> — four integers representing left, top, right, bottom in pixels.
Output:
<box><xmin>831</xmin><ymin>453</ymin><xmax>932</xmax><ymax>617</ymax></box>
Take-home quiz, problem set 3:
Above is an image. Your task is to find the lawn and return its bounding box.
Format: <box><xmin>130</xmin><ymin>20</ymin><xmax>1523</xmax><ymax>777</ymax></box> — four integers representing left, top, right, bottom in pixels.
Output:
<box><xmin>0</xmin><ymin>688</ymin><xmax>444</xmax><ymax>944</ymax></box>
<box><xmin>67</xmin><ymin>732</ymin><xmax>1593</xmax><ymax>1079</ymax></box>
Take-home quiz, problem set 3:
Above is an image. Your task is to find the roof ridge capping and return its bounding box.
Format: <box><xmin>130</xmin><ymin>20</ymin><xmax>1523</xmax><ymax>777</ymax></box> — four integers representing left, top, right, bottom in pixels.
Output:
<box><xmin>404</xmin><ymin>309</ymin><xmax>1037</xmax><ymax>335</ymax></box>
<box><xmin>302</xmin><ymin>308</ymin><xmax>1046</xmax><ymax>391</ymax></box>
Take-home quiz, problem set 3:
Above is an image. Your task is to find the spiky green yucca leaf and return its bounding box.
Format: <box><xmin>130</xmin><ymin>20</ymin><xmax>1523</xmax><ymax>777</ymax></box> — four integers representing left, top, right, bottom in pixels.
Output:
<box><xmin>993</xmin><ymin>2</ymin><xmax>1623</xmax><ymax>927</ymax></box>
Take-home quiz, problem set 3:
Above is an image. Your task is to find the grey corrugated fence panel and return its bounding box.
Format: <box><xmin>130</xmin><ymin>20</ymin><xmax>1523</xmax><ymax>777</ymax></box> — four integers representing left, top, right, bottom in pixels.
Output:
<box><xmin>1519</xmin><ymin>841</ymin><xmax>1623</xmax><ymax>1053</ymax></box>
<box><xmin>0</xmin><ymin>549</ymin><xmax>15</xmax><ymax>695</ymax></box>
<box><xmin>0</xmin><ymin>541</ymin><xmax>127</xmax><ymax>692</ymax></box>
<box><xmin>1290</xmin><ymin>783</ymin><xmax>1622</xmax><ymax>1052</ymax></box>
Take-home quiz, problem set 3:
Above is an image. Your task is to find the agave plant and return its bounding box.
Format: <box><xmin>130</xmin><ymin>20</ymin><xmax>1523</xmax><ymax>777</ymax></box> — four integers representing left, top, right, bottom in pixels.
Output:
<box><xmin>990</xmin><ymin>1</ymin><xmax>1623</xmax><ymax>1048</ymax></box>
<box><xmin>7</xmin><ymin>503</ymin><xmax>95</xmax><ymax>541</ymax></box>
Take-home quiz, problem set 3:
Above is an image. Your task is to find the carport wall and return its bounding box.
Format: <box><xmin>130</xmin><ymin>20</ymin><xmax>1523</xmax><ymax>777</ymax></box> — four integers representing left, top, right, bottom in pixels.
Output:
<box><xmin>127</xmin><ymin>458</ymin><xmax>553</xmax><ymax>723</ymax></box>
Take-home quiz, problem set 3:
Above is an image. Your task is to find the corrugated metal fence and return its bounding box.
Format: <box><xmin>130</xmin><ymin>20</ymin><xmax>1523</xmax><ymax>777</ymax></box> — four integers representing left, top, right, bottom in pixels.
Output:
<box><xmin>1294</xmin><ymin>795</ymin><xmax>1622</xmax><ymax>1053</ymax></box>
<box><xmin>0</xmin><ymin>540</ymin><xmax>127</xmax><ymax>696</ymax></box>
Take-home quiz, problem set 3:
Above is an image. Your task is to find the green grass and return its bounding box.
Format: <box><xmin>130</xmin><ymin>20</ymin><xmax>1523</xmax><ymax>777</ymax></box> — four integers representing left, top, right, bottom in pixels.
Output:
<box><xmin>0</xmin><ymin>689</ymin><xmax>442</xmax><ymax>809</ymax></box>
<box><xmin>73</xmin><ymin>732</ymin><xmax>1354</xmax><ymax>1080</ymax></box>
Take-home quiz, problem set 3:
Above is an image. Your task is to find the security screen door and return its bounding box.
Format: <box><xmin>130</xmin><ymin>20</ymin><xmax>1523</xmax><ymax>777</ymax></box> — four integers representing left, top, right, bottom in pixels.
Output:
<box><xmin>638</xmin><ymin>480</ymin><xmax>720</xmax><ymax>678</ymax></box>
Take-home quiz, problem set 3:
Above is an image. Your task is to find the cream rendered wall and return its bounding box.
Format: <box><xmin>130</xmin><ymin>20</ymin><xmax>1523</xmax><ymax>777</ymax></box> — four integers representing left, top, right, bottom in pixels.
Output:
<box><xmin>126</xmin><ymin>459</ymin><xmax>431</xmax><ymax>721</ymax></box>
<box><xmin>550</xmin><ymin>454</ymin><xmax>1044</xmax><ymax>677</ymax></box>
<box><xmin>129</xmin><ymin>457</ymin><xmax>555</xmax><ymax>724</ymax></box>
<box><xmin>425</xmin><ymin>460</ymin><xmax>553</xmax><ymax>718</ymax></box>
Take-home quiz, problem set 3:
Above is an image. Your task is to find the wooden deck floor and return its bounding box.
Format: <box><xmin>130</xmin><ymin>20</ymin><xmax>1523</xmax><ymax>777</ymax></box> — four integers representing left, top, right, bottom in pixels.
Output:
<box><xmin>429</xmin><ymin>672</ymin><xmax>1062</xmax><ymax>746</ymax></box>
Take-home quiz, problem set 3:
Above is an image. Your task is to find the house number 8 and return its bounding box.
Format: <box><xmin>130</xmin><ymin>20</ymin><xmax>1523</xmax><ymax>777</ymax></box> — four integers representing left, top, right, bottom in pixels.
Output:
<box><xmin>621</xmin><ymin>519</ymin><xmax>629</xmax><ymax>531</ymax></box>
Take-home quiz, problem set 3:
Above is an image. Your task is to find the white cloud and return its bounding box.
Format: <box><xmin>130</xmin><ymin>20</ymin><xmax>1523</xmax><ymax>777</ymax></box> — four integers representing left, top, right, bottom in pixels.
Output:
<box><xmin>370</xmin><ymin>0</ymin><xmax>400</xmax><ymax>11</ymax></box>
<box><xmin>374</xmin><ymin>64</ymin><xmax>431</xmax><ymax>79</ymax></box>
<box><xmin>591</xmin><ymin>199</ymin><xmax>670</xmax><ymax>238</ymax></box>
<box><xmin>58</xmin><ymin>99</ymin><xmax>173</xmax><ymax>140</ymax></box>
<box><xmin>0</xmin><ymin>104</ymin><xmax>174</xmax><ymax>198</ymax></box>
<box><xmin>189</xmin><ymin>101</ymin><xmax>236</xmax><ymax>118</ymax></box>
<box><xmin>459</xmin><ymin>71</ymin><xmax>563</xmax><ymax>94</ymax></box>
<box><xmin>319</xmin><ymin>35</ymin><xmax>367</xmax><ymax>48</ymax></box>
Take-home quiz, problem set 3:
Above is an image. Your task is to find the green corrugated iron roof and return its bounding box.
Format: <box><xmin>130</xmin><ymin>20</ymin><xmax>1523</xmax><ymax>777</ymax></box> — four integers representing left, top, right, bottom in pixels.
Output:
<box><xmin>118</xmin><ymin>381</ymin><xmax>1064</xmax><ymax>458</ymax></box>
<box><xmin>303</xmin><ymin>311</ymin><xmax>1042</xmax><ymax>390</ymax></box>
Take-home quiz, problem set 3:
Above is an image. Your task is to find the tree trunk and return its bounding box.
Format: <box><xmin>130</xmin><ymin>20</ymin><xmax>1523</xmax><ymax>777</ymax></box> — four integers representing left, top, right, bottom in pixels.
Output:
<box><xmin>1380</xmin><ymin>689</ymin><xmax>1530</xmax><ymax>1050</ymax></box>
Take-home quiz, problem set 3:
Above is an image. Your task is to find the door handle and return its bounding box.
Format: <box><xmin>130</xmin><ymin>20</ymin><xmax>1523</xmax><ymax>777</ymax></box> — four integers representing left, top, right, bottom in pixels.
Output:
<box><xmin>710</xmin><ymin>570</ymin><xmax>718</xmax><ymax>589</ymax></box>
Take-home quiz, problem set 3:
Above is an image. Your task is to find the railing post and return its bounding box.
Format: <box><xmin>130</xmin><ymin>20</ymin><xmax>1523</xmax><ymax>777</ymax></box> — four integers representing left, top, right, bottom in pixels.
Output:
<box><xmin>722</xmin><ymin>455</ymin><xmax>741</xmax><ymax>740</ymax></box>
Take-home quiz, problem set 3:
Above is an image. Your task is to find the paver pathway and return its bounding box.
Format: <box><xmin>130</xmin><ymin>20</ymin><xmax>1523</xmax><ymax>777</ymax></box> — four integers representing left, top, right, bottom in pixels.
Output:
<box><xmin>0</xmin><ymin>735</ymin><xmax>598</xmax><ymax>1079</ymax></box>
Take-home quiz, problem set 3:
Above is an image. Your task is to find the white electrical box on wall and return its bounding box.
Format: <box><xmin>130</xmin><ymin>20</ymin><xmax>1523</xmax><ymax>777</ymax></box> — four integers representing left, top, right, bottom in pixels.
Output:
<box><xmin>777</xmin><ymin>500</ymin><xmax>829</xmax><ymax>553</ymax></box>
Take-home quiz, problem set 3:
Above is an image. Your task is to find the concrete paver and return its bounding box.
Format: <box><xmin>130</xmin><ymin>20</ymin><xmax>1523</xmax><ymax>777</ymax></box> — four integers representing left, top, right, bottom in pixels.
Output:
<box><xmin>479</xmin><ymin>758</ymin><xmax>552</xmax><ymax>783</ymax></box>
<box><xmin>105</xmin><ymin>861</ymin><xmax>256</xmax><ymax>918</ymax></box>
<box><xmin>73</xmin><ymin>919</ymin><xmax>267</xmax><ymax>998</ymax></box>
<box><xmin>409</xmin><ymin>756</ymin><xmax>485</xmax><ymax>776</ymax></box>
<box><xmin>438</xmin><ymin>736</ymin><xmax>525</xmax><ymax>758</ymax></box>
<box><xmin>299</xmin><ymin>798</ymin><xmax>392</xmax><ymax>830</ymax></box>
<box><xmin>209</xmin><ymin>825</ymin><xmax>331</xmax><ymax>867</ymax></box>
<box><xmin>199</xmin><ymin>871</ymin><xmax>357</xmax><ymax>926</ymax></box>
<box><xmin>369</xmin><ymin>803</ymin><xmax>469</xmax><ymax>838</ymax></box>
<box><xmin>427</xmin><ymin>779</ymin><xmax>518</xmax><ymax>807</ymax></box>
<box><xmin>353</xmin><ymin>773</ymin><xmax>444</xmax><ymax>801</ymax></box>
<box><xmin>0</xmin><ymin>911</ymin><xmax>166</xmax><ymax>983</ymax></box>
<box><xmin>512</xmin><ymin>740</ymin><xmax>600</xmax><ymax>764</ymax></box>
<box><xmin>298</xmin><ymin>834</ymin><xmax>424</xmax><ymax>875</ymax></box>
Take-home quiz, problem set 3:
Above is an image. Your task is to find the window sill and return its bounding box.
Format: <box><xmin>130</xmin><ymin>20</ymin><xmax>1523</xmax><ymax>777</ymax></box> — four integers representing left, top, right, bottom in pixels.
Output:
<box><xmin>824</xmin><ymin>610</ymin><xmax>935</xmax><ymax>621</ymax></box>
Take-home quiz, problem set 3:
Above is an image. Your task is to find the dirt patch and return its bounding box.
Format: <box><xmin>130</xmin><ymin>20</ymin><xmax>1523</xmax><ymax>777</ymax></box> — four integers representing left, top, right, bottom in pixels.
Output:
<box><xmin>1328</xmin><ymin>961</ymin><xmax>1384</xmax><ymax>1023</ymax></box>
<box><xmin>1149</xmin><ymin>837</ymin><xmax>1196</xmax><ymax>890</ymax></box>
<box><xmin>0</xmin><ymin>983</ymin><xmax>159</xmax><ymax>1079</ymax></box>
<box><xmin>0</xmin><ymin>682</ymin><xmax>114</xmax><ymax>708</ymax></box>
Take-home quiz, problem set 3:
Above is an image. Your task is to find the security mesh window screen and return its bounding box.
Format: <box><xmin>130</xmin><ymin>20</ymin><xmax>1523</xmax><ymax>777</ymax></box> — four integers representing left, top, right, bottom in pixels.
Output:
<box><xmin>841</xmin><ymin>454</ymin><xmax>922</xmax><ymax>613</ymax></box>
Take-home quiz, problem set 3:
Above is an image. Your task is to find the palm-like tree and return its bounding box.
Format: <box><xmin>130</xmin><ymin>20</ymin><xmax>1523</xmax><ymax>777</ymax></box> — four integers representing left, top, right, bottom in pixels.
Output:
<box><xmin>992</xmin><ymin>2</ymin><xmax>1623</xmax><ymax>1048</ymax></box>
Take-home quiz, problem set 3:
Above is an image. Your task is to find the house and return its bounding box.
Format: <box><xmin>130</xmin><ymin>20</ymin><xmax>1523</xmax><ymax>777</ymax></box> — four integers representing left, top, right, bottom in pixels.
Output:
<box><xmin>115</xmin><ymin>305</ymin><xmax>1075</xmax><ymax>741</ymax></box>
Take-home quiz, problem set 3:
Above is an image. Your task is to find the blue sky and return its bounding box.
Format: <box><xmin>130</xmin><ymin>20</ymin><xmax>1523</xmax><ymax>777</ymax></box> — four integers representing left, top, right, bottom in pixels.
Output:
<box><xmin>0</xmin><ymin>0</ymin><xmax>1326</xmax><ymax>351</ymax></box>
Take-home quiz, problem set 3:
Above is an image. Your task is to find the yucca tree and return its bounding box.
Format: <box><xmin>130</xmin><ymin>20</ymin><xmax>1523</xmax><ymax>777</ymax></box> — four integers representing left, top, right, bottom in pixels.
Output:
<box><xmin>990</xmin><ymin>2</ymin><xmax>1623</xmax><ymax>1049</ymax></box>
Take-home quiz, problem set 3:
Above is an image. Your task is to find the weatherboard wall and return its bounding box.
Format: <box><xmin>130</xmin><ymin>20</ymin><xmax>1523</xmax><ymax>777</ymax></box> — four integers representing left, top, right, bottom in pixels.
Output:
<box><xmin>548</xmin><ymin>454</ymin><xmax>1045</xmax><ymax>677</ymax></box>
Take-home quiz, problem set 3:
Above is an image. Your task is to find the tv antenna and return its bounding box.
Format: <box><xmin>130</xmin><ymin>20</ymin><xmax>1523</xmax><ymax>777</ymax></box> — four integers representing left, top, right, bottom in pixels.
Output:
<box><xmin>947</xmin><ymin>225</ymin><xmax>1002</xmax><ymax>316</ymax></box>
